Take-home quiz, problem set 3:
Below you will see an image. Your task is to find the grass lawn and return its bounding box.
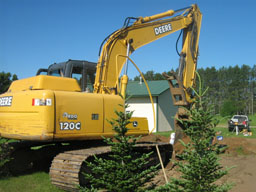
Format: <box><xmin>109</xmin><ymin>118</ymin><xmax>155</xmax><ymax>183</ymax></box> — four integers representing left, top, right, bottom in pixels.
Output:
<box><xmin>0</xmin><ymin>172</ymin><xmax>64</xmax><ymax>192</ymax></box>
<box><xmin>155</xmin><ymin>127</ymin><xmax>256</xmax><ymax>139</ymax></box>
<box><xmin>155</xmin><ymin>114</ymin><xmax>256</xmax><ymax>139</ymax></box>
<box><xmin>215</xmin><ymin>127</ymin><xmax>256</xmax><ymax>139</ymax></box>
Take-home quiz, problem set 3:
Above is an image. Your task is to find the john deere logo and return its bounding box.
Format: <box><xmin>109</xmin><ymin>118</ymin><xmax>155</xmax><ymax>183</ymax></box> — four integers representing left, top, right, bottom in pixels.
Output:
<box><xmin>133</xmin><ymin>121</ymin><xmax>138</xmax><ymax>127</ymax></box>
<box><xmin>154</xmin><ymin>23</ymin><xmax>172</xmax><ymax>35</ymax></box>
<box><xmin>0</xmin><ymin>96</ymin><xmax>13</xmax><ymax>107</ymax></box>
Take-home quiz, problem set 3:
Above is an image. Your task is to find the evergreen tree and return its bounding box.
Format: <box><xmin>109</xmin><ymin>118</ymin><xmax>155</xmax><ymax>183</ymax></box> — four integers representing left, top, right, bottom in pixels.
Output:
<box><xmin>133</xmin><ymin>70</ymin><xmax>174</xmax><ymax>81</ymax></box>
<box><xmin>154</xmin><ymin>74</ymin><xmax>232</xmax><ymax>192</ymax></box>
<box><xmin>220</xmin><ymin>100</ymin><xmax>237</xmax><ymax>117</ymax></box>
<box><xmin>0</xmin><ymin>72</ymin><xmax>18</xmax><ymax>94</ymax></box>
<box><xmin>80</xmin><ymin>102</ymin><xmax>158</xmax><ymax>192</ymax></box>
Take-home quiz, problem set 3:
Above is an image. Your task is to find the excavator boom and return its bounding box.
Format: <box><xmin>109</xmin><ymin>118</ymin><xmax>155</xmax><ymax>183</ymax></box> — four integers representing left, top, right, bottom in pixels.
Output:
<box><xmin>94</xmin><ymin>4</ymin><xmax>202</xmax><ymax>104</ymax></box>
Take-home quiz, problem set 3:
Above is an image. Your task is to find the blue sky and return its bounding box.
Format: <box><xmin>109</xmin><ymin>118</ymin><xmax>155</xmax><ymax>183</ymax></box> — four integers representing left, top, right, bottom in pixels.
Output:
<box><xmin>1</xmin><ymin>0</ymin><xmax>256</xmax><ymax>79</ymax></box>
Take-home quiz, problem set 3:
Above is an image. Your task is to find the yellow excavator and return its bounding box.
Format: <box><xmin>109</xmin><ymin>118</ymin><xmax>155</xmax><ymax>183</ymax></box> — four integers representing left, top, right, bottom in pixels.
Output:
<box><xmin>0</xmin><ymin>4</ymin><xmax>202</xmax><ymax>191</ymax></box>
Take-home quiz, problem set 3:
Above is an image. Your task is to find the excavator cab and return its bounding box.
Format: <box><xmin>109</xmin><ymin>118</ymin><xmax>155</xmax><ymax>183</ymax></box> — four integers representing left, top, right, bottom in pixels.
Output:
<box><xmin>36</xmin><ymin>60</ymin><xmax>96</xmax><ymax>92</ymax></box>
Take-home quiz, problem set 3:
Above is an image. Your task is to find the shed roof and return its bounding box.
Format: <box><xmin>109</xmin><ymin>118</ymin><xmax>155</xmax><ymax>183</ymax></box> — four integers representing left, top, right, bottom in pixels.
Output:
<box><xmin>127</xmin><ymin>80</ymin><xmax>169</xmax><ymax>97</ymax></box>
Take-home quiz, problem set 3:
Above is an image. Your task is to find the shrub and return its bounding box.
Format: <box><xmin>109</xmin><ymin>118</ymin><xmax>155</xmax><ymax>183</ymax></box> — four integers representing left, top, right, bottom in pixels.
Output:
<box><xmin>0</xmin><ymin>138</ymin><xmax>12</xmax><ymax>177</ymax></box>
<box><xmin>80</xmin><ymin>102</ymin><xmax>158</xmax><ymax>192</ymax></box>
<box><xmin>154</xmin><ymin>73</ymin><xmax>232</xmax><ymax>192</ymax></box>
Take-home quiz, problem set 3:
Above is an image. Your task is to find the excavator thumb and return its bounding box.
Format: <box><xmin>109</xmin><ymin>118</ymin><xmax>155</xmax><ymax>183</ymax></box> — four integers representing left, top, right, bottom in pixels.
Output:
<box><xmin>162</xmin><ymin>72</ymin><xmax>190</xmax><ymax>143</ymax></box>
<box><xmin>162</xmin><ymin>71</ymin><xmax>188</xmax><ymax>107</ymax></box>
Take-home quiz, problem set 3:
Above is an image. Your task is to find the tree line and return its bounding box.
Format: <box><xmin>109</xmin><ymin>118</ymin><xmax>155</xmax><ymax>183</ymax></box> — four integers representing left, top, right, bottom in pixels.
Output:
<box><xmin>0</xmin><ymin>72</ymin><xmax>18</xmax><ymax>94</ymax></box>
<box><xmin>133</xmin><ymin>64</ymin><xmax>256</xmax><ymax>116</ymax></box>
<box><xmin>2</xmin><ymin>64</ymin><xmax>256</xmax><ymax>117</ymax></box>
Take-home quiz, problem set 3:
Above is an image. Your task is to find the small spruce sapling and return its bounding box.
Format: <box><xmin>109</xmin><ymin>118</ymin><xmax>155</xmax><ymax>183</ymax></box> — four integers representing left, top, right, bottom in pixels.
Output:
<box><xmin>154</xmin><ymin>72</ymin><xmax>232</xmax><ymax>192</ymax></box>
<box><xmin>80</xmin><ymin>101</ymin><xmax>158</xmax><ymax>192</ymax></box>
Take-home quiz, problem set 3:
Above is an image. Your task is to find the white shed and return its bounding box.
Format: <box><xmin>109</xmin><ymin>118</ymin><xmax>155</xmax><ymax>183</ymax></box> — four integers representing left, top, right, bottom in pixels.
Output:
<box><xmin>126</xmin><ymin>80</ymin><xmax>178</xmax><ymax>133</ymax></box>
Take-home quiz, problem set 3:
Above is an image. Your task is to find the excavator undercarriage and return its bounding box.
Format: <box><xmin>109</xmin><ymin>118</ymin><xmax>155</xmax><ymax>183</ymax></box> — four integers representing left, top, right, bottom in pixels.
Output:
<box><xmin>49</xmin><ymin>142</ymin><xmax>172</xmax><ymax>191</ymax></box>
<box><xmin>4</xmin><ymin>140</ymin><xmax>172</xmax><ymax>191</ymax></box>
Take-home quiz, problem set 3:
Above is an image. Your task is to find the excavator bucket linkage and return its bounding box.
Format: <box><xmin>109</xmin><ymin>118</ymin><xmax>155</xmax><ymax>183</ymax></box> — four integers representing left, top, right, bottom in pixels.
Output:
<box><xmin>162</xmin><ymin>72</ymin><xmax>188</xmax><ymax>106</ymax></box>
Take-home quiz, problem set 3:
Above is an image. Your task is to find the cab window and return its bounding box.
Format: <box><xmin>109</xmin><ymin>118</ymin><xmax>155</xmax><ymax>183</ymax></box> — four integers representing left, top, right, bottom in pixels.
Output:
<box><xmin>71</xmin><ymin>65</ymin><xmax>95</xmax><ymax>92</ymax></box>
<box><xmin>86</xmin><ymin>72</ymin><xmax>95</xmax><ymax>92</ymax></box>
<box><xmin>71</xmin><ymin>66</ymin><xmax>83</xmax><ymax>87</ymax></box>
<box><xmin>49</xmin><ymin>69</ymin><xmax>62</xmax><ymax>77</ymax></box>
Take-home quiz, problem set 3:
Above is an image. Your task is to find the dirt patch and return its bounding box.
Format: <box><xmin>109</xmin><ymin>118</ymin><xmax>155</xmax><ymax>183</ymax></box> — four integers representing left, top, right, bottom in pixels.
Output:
<box><xmin>218</xmin><ymin>137</ymin><xmax>256</xmax><ymax>156</ymax></box>
<box><xmin>142</xmin><ymin>135</ymin><xmax>256</xmax><ymax>192</ymax></box>
<box><xmin>139</xmin><ymin>134</ymin><xmax>170</xmax><ymax>143</ymax></box>
<box><xmin>218</xmin><ymin>137</ymin><xmax>256</xmax><ymax>192</ymax></box>
<box><xmin>219</xmin><ymin>155</ymin><xmax>256</xmax><ymax>192</ymax></box>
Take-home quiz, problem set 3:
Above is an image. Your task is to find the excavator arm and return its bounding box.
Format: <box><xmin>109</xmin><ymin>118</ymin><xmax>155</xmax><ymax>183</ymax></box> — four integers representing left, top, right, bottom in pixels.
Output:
<box><xmin>94</xmin><ymin>4</ymin><xmax>202</xmax><ymax>105</ymax></box>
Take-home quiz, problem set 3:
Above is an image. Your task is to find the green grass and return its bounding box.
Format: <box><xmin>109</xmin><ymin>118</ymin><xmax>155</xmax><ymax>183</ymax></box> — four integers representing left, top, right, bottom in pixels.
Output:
<box><xmin>155</xmin><ymin>128</ymin><xmax>256</xmax><ymax>139</ymax></box>
<box><xmin>154</xmin><ymin>131</ymin><xmax>173</xmax><ymax>137</ymax></box>
<box><xmin>215</xmin><ymin>115</ymin><xmax>229</xmax><ymax>126</ymax></box>
<box><xmin>215</xmin><ymin>127</ymin><xmax>256</xmax><ymax>139</ymax></box>
<box><xmin>249</xmin><ymin>114</ymin><xmax>256</xmax><ymax>126</ymax></box>
<box><xmin>235</xmin><ymin>146</ymin><xmax>245</xmax><ymax>155</ymax></box>
<box><xmin>0</xmin><ymin>172</ymin><xmax>64</xmax><ymax>192</ymax></box>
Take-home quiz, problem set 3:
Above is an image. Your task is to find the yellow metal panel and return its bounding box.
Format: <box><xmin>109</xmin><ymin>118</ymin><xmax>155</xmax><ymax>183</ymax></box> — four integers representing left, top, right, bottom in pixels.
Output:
<box><xmin>8</xmin><ymin>75</ymin><xmax>81</xmax><ymax>92</ymax></box>
<box><xmin>128</xmin><ymin>117</ymin><xmax>149</xmax><ymax>133</ymax></box>
<box><xmin>103</xmin><ymin>95</ymin><xmax>149</xmax><ymax>134</ymax></box>
<box><xmin>0</xmin><ymin>89</ymin><xmax>148</xmax><ymax>141</ymax></box>
<box><xmin>54</xmin><ymin>93</ymin><xmax>148</xmax><ymax>140</ymax></box>
<box><xmin>103</xmin><ymin>95</ymin><xmax>124</xmax><ymax>133</ymax></box>
<box><xmin>53</xmin><ymin>131</ymin><xmax>149</xmax><ymax>141</ymax></box>
<box><xmin>54</xmin><ymin>91</ymin><xmax>104</xmax><ymax>138</ymax></box>
<box><xmin>0</xmin><ymin>90</ymin><xmax>55</xmax><ymax>141</ymax></box>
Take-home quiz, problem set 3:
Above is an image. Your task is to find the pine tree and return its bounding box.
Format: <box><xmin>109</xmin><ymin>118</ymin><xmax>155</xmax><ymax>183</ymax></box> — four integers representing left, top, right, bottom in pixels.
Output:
<box><xmin>154</xmin><ymin>73</ymin><xmax>232</xmax><ymax>192</ymax></box>
<box><xmin>79</xmin><ymin>102</ymin><xmax>158</xmax><ymax>192</ymax></box>
<box><xmin>0</xmin><ymin>72</ymin><xmax>18</xmax><ymax>94</ymax></box>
